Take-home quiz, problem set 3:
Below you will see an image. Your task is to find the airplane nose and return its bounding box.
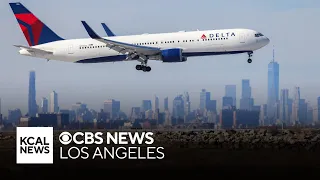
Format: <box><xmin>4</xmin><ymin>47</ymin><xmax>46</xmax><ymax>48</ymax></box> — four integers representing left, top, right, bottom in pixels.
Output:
<box><xmin>265</xmin><ymin>37</ymin><xmax>270</xmax><ymax>44</ymax></box>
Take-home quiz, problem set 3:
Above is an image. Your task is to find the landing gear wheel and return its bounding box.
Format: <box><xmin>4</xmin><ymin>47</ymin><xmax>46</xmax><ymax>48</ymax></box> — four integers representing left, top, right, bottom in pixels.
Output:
<box><xmin>247</xmin><ymin>59</ymin><xmax>252</xmax><ymax>63</ymax></box>
<box><xmin>136</xmin><ymin>65</ymin><xmax>142</xmax><ymax>70</ymax></box>
<box><xmin>146</xmin><ymin>66</ymin><xmax>151</xmax><ymax>72</ymax></box>
<box><xmin>142</xmin><ymin>66</ymin><xmax>147</xmax><ymax>72</ymax></box>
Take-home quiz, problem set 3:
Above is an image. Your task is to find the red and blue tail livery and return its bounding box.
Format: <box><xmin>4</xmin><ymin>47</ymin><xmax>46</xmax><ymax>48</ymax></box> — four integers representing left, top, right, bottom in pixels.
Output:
<box><xmin>9</xmin><ymin>2</ymin><xmax>63</xmax><ymax>46</ymax></box>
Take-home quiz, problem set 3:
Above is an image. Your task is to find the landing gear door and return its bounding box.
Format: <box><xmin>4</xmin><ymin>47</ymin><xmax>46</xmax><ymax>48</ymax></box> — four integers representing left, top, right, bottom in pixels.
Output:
<box><xmin>239</xmin><ymin>33</ymin><xmax>246</xmax><ymax>44</ymax></box>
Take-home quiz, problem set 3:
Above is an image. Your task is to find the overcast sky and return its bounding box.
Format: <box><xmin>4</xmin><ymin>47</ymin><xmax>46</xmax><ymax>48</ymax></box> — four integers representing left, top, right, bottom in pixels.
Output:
<box><xmin>0</xmin><ymin>0</ymin><xmax>319</xmax><ymax>116</ymax></box>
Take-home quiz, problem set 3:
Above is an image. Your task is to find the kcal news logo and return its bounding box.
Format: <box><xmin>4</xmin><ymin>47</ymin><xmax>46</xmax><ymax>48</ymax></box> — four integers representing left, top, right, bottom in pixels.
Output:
<box><xmin>16</xmin><ymin>127</ymin><xmax>53</xmax><ymax>164</ymax></box>
<box><xmin>59</xmin><ymin>131</ymin><xmax>165</xmax><ymax>160</ymax></box>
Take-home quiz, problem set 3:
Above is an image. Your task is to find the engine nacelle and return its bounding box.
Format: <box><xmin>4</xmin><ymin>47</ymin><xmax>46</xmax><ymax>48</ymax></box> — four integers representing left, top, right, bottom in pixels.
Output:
<box><xmin>161</xmin><ymin>48</ymin><xmax>187</xmax><ymax>62</ymax></box>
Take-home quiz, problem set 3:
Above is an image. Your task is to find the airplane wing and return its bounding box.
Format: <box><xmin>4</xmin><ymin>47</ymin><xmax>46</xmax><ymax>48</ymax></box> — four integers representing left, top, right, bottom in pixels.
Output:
<box><xmin>101</xmin><ymin>23</ymin><xmax>116</xmax><ymax>36</ymax></box>
<box><xmin>14</xmin><ymin>45</ymin><xmax>53</xmax><ymax>55</ymax></box>
<box><xmin>81</xmin><ymin>21</ymin><xmax>161</xmax><ymax>59</ymax></box>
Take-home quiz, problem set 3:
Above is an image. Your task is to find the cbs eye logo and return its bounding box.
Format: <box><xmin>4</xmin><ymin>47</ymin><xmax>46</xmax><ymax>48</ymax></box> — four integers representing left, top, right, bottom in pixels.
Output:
<box><xmin>59</xmin><ymin>132</ymin><xmax>72</xmax><ymax>145</ymax></box>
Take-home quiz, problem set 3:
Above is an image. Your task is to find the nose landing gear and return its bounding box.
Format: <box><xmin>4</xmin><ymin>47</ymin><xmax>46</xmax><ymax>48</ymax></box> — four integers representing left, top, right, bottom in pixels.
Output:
<box><xmin>247</xmin><ymin>52</ymin><xmax>253</xmax><ymax>63</ymax></box>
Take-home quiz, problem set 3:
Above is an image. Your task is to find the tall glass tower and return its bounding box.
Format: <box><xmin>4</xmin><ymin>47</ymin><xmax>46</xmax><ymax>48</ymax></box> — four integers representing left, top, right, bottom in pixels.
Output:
<box><xmin>28</xmin><ymin>71</ymin><xmax>37</xmax><ymax>117</ymax></box>
<box><xmin>267</xmin><ymin>48</ymin><xmax>279</xmax><ymax>124</ymax></box>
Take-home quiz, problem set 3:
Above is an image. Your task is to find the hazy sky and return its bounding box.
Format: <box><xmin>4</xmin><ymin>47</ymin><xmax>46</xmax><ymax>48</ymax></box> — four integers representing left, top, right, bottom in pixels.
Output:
<box><xmin>0</xmin><ymin>0</ymin><xmax>320</xmax><ymax>116</ymax></box>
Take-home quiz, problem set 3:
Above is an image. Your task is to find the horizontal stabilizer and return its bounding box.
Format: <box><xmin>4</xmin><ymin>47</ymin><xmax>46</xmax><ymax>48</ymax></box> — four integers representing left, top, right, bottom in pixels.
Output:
<box><xmin>14</xmin><ymin>45</ymin><xmax>53</xmax><ymax>54</ymax></box>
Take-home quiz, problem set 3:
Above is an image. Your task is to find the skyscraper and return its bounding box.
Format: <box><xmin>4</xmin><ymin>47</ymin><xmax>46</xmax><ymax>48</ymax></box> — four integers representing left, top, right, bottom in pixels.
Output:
<box><xmin>40</xmin><ymin>97</ymin><xmax>48</xmax><ymax>113</ymax></box>
<box><xmin>28</xmin><ymin>71</ymin><xmax>37</xmax><ymax>117</ymax></box>
<box><xmin>241</xmin><ymin>80</ymin><xmax>251</xmax><ymax>99</ymax></box>
<box><xmin>104</xmin><ymin>99</ymin><xmax>120</xmax><ymax>119</ymax></box>
<box><xmin>164</xmin><ymin>97</ymin><xmax>169</xmax><ymax>111</ymax></box>
<box><xmin>184</xmin><ymin>92</ymin><xmax>191</xmax><ymax>115</ymax></box>
<box><xmin>153</xmin><ymin>95</ymin><xmax>159</xmax><ymax>112</ymax></box>
<box><xmin>267</xmin><ymin>48</ymin><xmax>280</xmax><ymax>125</ymax></box>
<box><xmin>50</xmin><ymin>91</ymin><xmax>59</xmax><ymax>113</ymax></box>
<box><xmin>206</xmin><ymin>100</ymin><xmax>217</xmax><ymax>113</ymax></box>
<box><xmin>291</xmin><ymin>87</ymin><xmax>300</xmax><ymax>125</ymax></box>
<box><xmin>172</xmin><ymin>95</ymin><xmax>184</xmax><ymax>119</ymax></box>
<box><xmin>200</xmin><ymin>89</ymin><xmax>210</xmax><ymax>110</ymax></box>
<box><xmin>225</xmin><ymin>85</ymin><xmax>236</xmax><ymax>107</ymax></box>
<box><xmin>240</xmin><ymin>79</ymin><xmax>253</xmax><ymax>110</ymax></box>
<box><xmin>279</xmin><ymin>89</ymin><xmax>289</xmax><ymax>124</ymax></box>
<box><xmin>222</xmin><ymin>96</ymin><xmax>234</xmax><ymax>109</ymax></box>
<box><xmin>298</xmin><ymin>99</ymin><xmax>308</xmax><ymax>124</ymax></box>
<box><xmin>141</xmin><ymin>100</ymin><xmax>152</xmax><ymax>112</ymax></box>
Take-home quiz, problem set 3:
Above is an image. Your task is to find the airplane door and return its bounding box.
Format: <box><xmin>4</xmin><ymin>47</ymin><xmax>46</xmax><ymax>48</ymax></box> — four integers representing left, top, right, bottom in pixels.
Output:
<box><xmin>68</xmin><ymin>45</ymin><xmax>74</xmax><ymax>54</ymax></box>
<box><xmin>239</xmin><ymin>33</ymin><xmax>246</xmax><ymax>43</ymax></box>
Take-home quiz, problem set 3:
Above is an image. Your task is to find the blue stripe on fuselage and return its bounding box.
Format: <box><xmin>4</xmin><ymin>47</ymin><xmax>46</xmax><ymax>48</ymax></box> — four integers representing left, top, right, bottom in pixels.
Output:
<box><xmin>75</xmin><ymin>55</ymin><xmax>127</xmax><ymax>63</ymax></box>
<box><xmin>74</xmin><ymin>51</ymin><xmax>252</xmax><ymax>63</ymax></box>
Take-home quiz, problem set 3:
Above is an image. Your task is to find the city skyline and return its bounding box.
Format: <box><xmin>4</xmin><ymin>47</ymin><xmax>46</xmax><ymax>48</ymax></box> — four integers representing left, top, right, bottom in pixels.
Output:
<box><xmin>1</xmin><ymin>68</ymin><xmax>319</xmax><ymax>119</ymax></box>
<box><xmin>0</xmin><ymin>0</ymin><xmax>320</xmax><ymax>115</ymax></box>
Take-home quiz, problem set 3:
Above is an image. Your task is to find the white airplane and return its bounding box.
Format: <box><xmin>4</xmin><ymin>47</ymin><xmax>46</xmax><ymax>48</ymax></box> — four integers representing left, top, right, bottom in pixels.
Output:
<box><xmin>10</xmin><ymin>2</ymin><xmax>270</xmax><ymax>72</ymax></box>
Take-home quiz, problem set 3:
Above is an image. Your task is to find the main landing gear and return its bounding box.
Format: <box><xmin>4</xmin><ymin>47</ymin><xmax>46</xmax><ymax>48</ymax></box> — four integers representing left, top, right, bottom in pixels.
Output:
<box><xmin>136</xmin><ymin>57</ymin><xmax>152</xmax><ymax>72</ymax></box>
<box><xmin>136</xmin><ymin>64</ymin><xmax>151</xmax><ymax>72</ymax></box>
<box><xmin>247</xmin><ymin>52</ymin><xmax>253</xmax><ymax>63</ymax></box>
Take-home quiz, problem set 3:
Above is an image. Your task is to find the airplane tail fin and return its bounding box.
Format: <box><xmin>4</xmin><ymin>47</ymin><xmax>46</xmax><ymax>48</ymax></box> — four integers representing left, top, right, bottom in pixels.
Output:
<box><xmin>9</xmin><ymin>2</ymin><xmax>64</xmax><ymax>46</ymax></box>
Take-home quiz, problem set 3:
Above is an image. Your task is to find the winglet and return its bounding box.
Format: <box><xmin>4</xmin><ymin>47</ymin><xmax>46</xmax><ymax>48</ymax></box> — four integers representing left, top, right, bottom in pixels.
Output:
<box><xmin>81</xmin><ymin>21</ymin><xmax>101</xmax><ymax>39</ymax></box>
<box><xmin>101</xmin><ymin>23</ymin><xmax>116</xmax><ymax>36</ymax></box>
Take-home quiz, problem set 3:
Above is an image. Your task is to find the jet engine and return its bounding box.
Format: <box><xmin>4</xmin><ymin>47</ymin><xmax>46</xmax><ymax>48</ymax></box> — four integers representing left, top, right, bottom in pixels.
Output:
<box><xmin>161</xmin><ymin>48</ymin><xmax>187</xmax><ymax>62</ymax></box>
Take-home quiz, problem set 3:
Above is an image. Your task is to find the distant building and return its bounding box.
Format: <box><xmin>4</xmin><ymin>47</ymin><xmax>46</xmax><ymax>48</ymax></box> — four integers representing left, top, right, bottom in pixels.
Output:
<box><xmin>291</xmin><ymin>87</ymin><xmax>300</xmax><ymax>125</ymax></box>
<box><xmin>19</xmin><ymin>116</ymin><xmax>30</xmax><ymax>127</ymax></box>
<box><xmin>153</xmin><ymin>95</ymin><xmax>159</xmax><ymax>112</ymax></box>
<box><xmin>259</xmin><ymin>104</ymin><xmax>267</xmax><ymax>126</ymax></box>
<box><xmin>97</xmin><ymin>109</ymin><xmax>110</xmax><ymax>122</ymax></box>
<box><xmin>184</xmin><ymin>92</ymin><xmax>191</xmax><ymax>115</ymax></box>
<box><xmin>235</xmin><ymin>110</ymin><xmax>260</xmax><ymax>128</ymax></box>
<box><xmin>267</xmin><ymin>49</ymin><xmax>279</xmax><ymax>125</ymax></box>
<box><xmin>222</xmin><ymin>96</ymin><xmax>233</xmax><ymax>109</ymax></box>
<box><xmin>50</xmin><ymin>91</ymin><xmax>59</xmax><ymax>113</ymax></box>
<box><xmin>164</xmin><ymin>97</ymin><xmax>169</xmax><ymax>111</ymax></box>
<box><xmin>130</xmin><ymin>107</ymin><xmax>141</xmax><ymax>121</ymax></box>
<box><xmin>206</xmin><ymin>100</ymin><xmax>217</xmax><ymax>113</ymax></box>
<box><xmin>8</xmin><ymin>108</ymin><xmax>22</xmax><ymax>124</ymax></box>
<box><xmin>200</xmin><ymin>89</ymin><xmax>210</xmax><ymax>111</ymax></box>
<box><xmin>104</xmin><ymin>99</ymin><xmax>120</xmax><ymax>120</ymax></box>
<box><xmin>72</xmin><ymin>102</ymin><xmax>87</xmax><ymax>117</ymax></box>
<box><xmin>219</xmin><ymin>109</ymin><xmax>235</xmax><ymax>129</ymax></box>
<box><xmin>141</xmin><ymin>100</ymin><xmax>152</xmax><ymax>113</ymax></box>
<box><xmin>28</xmin><ymin>71</ymin><xmax>37</xmax><ymax>117</ymax></box>
<box><xmin>172</xmin><ymin>95</ymin><xmax>185</xmax><ymax>119</ymax></box>
<box><xmin>40</xmin><ymin>97</ymin><xmax>48</xmax><ymax>113</ymax></box>
<box><xmin>298</xmin><ymin>99</ymin><xmax>308</xmax><ymax>125</ymax></box>
<box><xmin>240</xmin><ymin>79</ymin><xmax>253</xmax><ymax>111</ymax></box>
<box><xmin>225</xmin><ymin>85</ymin><xmax>236</xmax><ymax>107</ymax></box>
<box><xmin>279</xmin><ymin>89</ymin><xmax>289</xmax><ymax>124</ymax></box>
<box><xmin>145</xmin><ymin>110</ymin><xmax>153</xmax><ymax>119</ymax></box>
<box><xmin>164</xmin><ymin>110</ymin><xmax>171</xmax><ymax>126</ymax></box>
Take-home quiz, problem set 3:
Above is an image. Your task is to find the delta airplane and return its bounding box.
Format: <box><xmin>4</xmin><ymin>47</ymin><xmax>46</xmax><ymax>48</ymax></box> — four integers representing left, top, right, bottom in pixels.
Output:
<box><xmin>10</xmin><ymin>2</ymin><xmax>270</xmax><ymax>72</ymax></box>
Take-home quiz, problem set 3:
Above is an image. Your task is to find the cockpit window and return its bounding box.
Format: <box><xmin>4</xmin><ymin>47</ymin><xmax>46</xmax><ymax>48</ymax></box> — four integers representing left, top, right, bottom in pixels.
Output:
<box><xmin>255</xmin><ymin>33</ymin><xmax>264</xmax><ymax>37</ymax></box>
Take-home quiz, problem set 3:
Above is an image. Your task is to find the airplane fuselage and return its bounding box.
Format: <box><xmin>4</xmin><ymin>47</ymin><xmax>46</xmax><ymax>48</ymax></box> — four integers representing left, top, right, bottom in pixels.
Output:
<box><xmin>20</xmin><ymin>28</ymin><xmax>270</xmax><ymax>63</ymax></box>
